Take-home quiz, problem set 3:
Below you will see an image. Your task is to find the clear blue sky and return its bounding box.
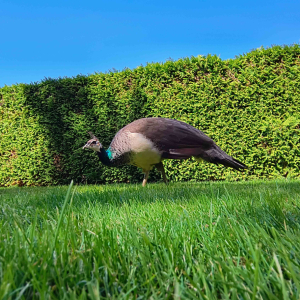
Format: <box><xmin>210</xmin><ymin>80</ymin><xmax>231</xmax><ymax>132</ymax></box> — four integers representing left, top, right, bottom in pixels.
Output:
<box><xmin>1</xmin><ymin>0</ymin><xmax>299</xmax><ymax>87</ymax></box>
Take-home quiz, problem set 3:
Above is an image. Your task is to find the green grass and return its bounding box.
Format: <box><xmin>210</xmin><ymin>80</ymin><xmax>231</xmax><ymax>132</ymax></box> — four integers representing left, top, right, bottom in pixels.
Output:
<box><xmin>0</xmin><ymin>180</ymin><xmax>300</xmax><ymax>299</ymax></box>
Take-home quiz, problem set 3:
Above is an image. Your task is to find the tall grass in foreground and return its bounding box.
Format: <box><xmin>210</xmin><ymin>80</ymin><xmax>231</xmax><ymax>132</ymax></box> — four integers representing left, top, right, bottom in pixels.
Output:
<box><xmin>0</xmin><ymin>180</ymin><xmax>300</xmax><ymax>299</ymax></box>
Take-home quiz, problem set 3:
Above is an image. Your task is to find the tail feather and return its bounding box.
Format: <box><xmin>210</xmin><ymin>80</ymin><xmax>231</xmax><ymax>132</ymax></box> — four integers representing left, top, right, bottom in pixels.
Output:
<box><xmin>195</xmin><ymin>147</ymin><xmax>247</xmax><ymax>171</ymax></box>
<box><xmin>163</xmin><ymin>146</ymin><xmax>247</xmax><ymax>171</ymax></box>
<box><xmin>213</xmin><ymin>156</ymin><xmax>247</xmax><ymax>171</ymax></box>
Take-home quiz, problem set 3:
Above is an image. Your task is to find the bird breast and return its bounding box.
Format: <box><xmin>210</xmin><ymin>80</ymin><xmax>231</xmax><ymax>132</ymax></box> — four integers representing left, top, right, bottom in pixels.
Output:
<box><xmin>127</xmin><ymin>132</ymin><xmax>162</xmax><ymax>171</ymax></box>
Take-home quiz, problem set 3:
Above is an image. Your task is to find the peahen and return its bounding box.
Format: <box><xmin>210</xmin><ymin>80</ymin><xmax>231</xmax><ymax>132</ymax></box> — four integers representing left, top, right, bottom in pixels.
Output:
<box><xmin>83</xmin><ymin>117</ymin><xmax>247</xmax><ymax>186</ymax></box>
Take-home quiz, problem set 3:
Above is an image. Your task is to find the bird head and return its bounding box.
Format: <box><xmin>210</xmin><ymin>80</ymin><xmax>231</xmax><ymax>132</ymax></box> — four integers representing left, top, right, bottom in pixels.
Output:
<box><xmin>82</xmin><ymin>132</ymin><xmax>102</xmax><ymax>152</ymax></box>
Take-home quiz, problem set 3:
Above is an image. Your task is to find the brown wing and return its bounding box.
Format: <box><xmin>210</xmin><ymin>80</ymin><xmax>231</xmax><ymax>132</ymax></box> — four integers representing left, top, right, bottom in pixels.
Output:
<box><xmin>110</xmin><ymin>117</ymin><xmax>247</xmax><ymax>170</ymax></box>
<box><xmin>119</xmin><ymin>117</ymin><xmax>214</xmax><ymax>159</ymax></box>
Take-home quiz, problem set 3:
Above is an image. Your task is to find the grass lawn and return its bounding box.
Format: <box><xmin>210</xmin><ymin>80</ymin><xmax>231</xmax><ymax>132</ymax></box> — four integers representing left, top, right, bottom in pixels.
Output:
<box><xmin>0</xmin><ymin>180</ymin><xmax>300</xmax><ymax>299</ymax></box>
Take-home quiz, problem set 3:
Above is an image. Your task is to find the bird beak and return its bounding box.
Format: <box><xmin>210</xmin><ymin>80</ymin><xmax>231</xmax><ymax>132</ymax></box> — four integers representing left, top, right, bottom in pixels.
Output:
<box><xmin>82</xmin><ymin>144</ymin><xmax>87</xmax><ymax>150</ymax></box>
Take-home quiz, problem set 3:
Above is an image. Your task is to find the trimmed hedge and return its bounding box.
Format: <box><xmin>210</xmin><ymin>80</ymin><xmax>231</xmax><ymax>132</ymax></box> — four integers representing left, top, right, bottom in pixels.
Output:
<box><xmin>0</xmin><ymin>45</ymin><xmax>300</xmax><ymax>186</ymax></box>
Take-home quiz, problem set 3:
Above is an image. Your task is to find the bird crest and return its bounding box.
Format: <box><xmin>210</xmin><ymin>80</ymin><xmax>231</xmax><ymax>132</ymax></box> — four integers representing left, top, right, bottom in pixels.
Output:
<box><xmin>88</xmin><ymin>131</ymin><xmax>98</xmax><ymax>140</ymax></box>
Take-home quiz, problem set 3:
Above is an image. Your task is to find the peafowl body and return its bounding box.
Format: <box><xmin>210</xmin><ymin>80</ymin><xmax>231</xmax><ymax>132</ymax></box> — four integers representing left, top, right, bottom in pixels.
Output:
<box><xmin>83</xmin><ymin>117</ymin><xmax>247</xmax><ymax>186</ymax></box>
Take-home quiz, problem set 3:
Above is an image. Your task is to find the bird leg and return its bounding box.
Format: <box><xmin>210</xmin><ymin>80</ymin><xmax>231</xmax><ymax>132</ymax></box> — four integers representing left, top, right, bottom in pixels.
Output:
<box><xmin>142</xmin><ymin>171</ymin><xmax>149</xmax><ymax>187</ymax></box>
<box><xmin>155</xmin><ymin>162</ymin><xmax>168</xmax><ymax>185</ymax></box>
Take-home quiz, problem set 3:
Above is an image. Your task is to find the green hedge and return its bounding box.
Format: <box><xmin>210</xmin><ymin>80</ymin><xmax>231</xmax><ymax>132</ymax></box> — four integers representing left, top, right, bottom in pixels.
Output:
<box><xmin>1</xmin><ymin>45</ymin><xmax>300</xmax><ymax>186</ymax></box>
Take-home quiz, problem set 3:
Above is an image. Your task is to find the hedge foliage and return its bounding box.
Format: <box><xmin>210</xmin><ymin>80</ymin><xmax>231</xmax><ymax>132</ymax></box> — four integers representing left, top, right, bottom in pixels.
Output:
<box><xmin>0</xmin><ymin>45</ymin><xmax>300</xmax><ymax>186</ymax></box>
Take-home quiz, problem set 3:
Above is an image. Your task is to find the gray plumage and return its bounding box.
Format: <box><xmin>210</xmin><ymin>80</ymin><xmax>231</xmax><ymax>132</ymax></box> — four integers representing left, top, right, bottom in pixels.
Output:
<box><xmin>83</xmin><ymin>117</ymin><xmax>247</xmax><ymax>186</ymax></box>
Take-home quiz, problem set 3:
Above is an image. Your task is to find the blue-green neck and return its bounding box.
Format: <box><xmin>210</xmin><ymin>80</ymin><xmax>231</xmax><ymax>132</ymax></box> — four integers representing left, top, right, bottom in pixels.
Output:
<box><xmin>97</xmin><ymin>147</ymin><xmax>128</xmax><ymax>167</ymax></box>
<box><xmin>97</xmin><ymin>148</ymin><xmax>114</xmax><ymax>166</ymax></box>
<box><xmin>106</xmin><ymin>149</ymin><xmax>113</xmax><ymax>160</ymax></box>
